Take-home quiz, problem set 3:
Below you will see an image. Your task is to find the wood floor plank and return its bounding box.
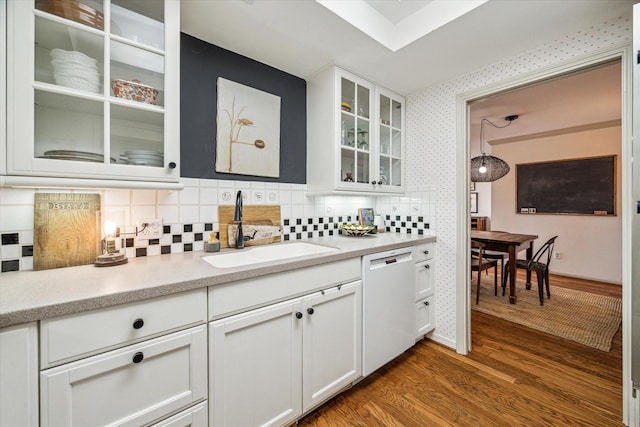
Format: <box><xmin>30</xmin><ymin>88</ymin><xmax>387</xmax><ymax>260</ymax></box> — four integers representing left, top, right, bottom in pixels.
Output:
<box><xmin>298</xmin><ymin>274</ymin><xmax>623</xmax><ymax>426</ymax></box>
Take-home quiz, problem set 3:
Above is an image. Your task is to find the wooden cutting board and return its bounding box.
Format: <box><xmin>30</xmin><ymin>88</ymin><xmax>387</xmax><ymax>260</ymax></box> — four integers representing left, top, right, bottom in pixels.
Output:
<box><xmin>218</xmin><ymin>205</ymin><xmax>281</xmax><ymax>248</ymax></box>
<box><xmin>34</xmin><ymin>193</ymin><xmax>101</xmax><ymax>271</ymax></box>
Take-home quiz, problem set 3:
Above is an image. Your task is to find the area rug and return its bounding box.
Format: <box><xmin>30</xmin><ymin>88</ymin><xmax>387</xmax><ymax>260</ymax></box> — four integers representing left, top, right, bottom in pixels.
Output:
<box><xmin>472</xmin><ymin>276</ymin><xmax>622</xmax><ymax>352</ymax></box>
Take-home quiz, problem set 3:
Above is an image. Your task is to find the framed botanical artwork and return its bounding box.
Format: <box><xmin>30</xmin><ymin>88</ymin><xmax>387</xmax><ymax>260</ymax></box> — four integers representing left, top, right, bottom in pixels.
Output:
<box><xmin>470</xmin><ymin>192</ymin><xmax>478</xmax><ymax>214</ymax></box>
<box><xmin>215</xmin><ymin>77</ymin><xmax>281</xmax><ymax>178</ymax></box>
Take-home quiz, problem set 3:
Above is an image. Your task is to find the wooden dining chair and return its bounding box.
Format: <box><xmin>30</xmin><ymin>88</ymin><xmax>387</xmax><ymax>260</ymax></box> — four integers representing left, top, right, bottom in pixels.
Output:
<box><xmin>503</xmin><ymin>236</ymin><xmax>558</xmax><ymax>305</ymax></box>
<box><xmin>471</xmin><ymin>240</ymin><xmax>498</xmax><ymax>304</ymax></box>
<box><xmin>471</xmin><ymin>230</ymin><xmax>508</xmax><ymax>283</ymax></box>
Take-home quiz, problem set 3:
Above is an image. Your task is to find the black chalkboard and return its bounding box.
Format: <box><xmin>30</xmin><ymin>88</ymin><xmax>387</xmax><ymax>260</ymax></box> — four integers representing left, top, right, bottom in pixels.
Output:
<box><xmin>516</xmin><ymin>156</ymin><xmax>616</xmax><ymax>215</ymax></box>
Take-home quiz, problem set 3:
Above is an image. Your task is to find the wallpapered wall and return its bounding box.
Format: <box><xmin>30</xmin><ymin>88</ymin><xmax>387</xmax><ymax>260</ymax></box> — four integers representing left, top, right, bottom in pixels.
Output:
<box><xmin>406</xmin><ymin>16</ymin><xmax>631</xmax><ymax>346</ymax></box>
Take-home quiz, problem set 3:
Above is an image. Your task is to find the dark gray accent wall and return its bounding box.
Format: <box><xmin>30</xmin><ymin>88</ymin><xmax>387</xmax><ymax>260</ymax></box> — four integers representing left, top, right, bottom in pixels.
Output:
<box><xmin>180</xmin><ymin>33</ymin><xmax>307</xmax><ymax>183</ymax></box>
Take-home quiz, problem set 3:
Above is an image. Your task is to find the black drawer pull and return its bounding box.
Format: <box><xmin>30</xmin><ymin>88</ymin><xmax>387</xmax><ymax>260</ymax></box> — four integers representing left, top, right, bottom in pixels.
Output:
<box><xmin>424</xmin><ymin>301</ymin><xmax>430</xmax><ymax>306</ymax></box>
<box><xmin>423</xmin><ymin>250</ymin><xmax>429</xmax><ymax>255</ymax></box>
<box><xmin>307</xmin><ymin>308</ymin><xmax>315</xmax><ymax>315</ymax></box>
<box><xmin>295</xmin><ymin>312</ymin><xmax>303</xmax><ymax>319</ymax></box>
<box><xmin>132</xmin><ymin>352</ymin><xmax>144</xmax><ymax>364</ymax></box>
<box><xmin>132</xmin><ymin>318</ymin><xmax>144</xmax><ymax>329</ymax></box>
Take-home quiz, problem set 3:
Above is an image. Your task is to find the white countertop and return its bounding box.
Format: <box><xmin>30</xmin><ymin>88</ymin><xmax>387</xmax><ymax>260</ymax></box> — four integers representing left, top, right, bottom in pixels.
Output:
<box><xmin>0</xmin><ymin>233</ymin><xmax>436</xmax><ymax>328</ymax></box>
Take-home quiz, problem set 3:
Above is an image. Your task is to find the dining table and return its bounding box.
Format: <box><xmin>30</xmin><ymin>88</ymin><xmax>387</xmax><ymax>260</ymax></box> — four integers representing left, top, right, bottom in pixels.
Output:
<box><xmin>470</xmin><ymin>230</ymin><xmax>539</xmax><ymax>304</ymax></box>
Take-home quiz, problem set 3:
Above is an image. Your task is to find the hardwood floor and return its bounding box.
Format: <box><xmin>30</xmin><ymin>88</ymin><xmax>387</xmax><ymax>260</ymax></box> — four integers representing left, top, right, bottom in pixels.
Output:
<box><xmin>298</xmin><ymin>273</ymin><xmax>623</xmax><ymax>426</ymax></box>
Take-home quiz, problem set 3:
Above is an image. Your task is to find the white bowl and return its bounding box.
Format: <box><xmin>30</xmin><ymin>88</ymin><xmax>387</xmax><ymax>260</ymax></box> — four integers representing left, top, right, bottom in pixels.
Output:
<box><xmin>50</xmin><ymin>49</ymin><xmax>98</xmax><ymax>68</ymax></box>
<box><xmin>51</xmin><ymin>59</ymin><xmax>98</xmax><ymax>71</ymax></box>
<box><xmin>51</xmin><ymin>61</ymin><xmax>100</xmax><ymax>83</ymax></box>
<box><xmin>54</xmin><ymin>73</ymin><xmax>100</xmax><ymax>93</ymax></box>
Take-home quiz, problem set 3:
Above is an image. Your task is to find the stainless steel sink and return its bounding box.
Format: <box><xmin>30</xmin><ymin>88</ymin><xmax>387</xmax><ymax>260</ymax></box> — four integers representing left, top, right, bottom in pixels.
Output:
<box><xmin>202</xmin><ymin>242</ymin><xmax>338</xmax><ymax>268</ymax></box>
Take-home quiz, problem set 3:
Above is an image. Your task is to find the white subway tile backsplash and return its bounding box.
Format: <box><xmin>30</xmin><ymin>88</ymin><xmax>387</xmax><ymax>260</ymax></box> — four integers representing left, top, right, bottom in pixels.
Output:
<box><xmin>0</xmin><ymin>188</ymin><xmax>35</xmax><ymax>204</ymax></box>
<box><xmin>291</xmin><ymin>204</ymin><xmax>304</xmax><ymax>218</ymax></box>
<box><xmin>291</xmin><ymin>190</ymin><xmax>305</xmax><ymax>204</ymax></box>
<box><xmin>179</xmin><ymin>186</ymin><xmax>199</xmax><ymax>205</ymax></box>
<box><xmin>132</xmin><ymin>189</ymin><xmax>156</xmax><ymax>205</ymax></box>
<box><xmin>180</xmin><ymin>177</ymin><xmax>200</xmax><ymax>187</ymax></box>
<box><xmin>0</xmin><ymin>206</ymin><xmax>34</xmax><ymax>230</ymax></box>
<box><xmin>131</xmin><ymin>206</ymin><xmax>154</xmax><ymax>222</ymax></box>
<box><xmin>199</xmin><ymin>187</ymin><xmax>217</xmax><ymax>205</ymax></box>
<box><xmin>199</xmin><ymin>205</ymin><xmax>217</xmax><ymax>224</ymax></box>
<box><xmin>157</xmin><ymin>205</ymin><xmax>179</xmax><ymax>224</ymax></box>
<box><xmin>1</xmin><ymin>244</ymin><xmax>20</xmax><ymax>259</ymax></box>
<box><xmin>103</xmin><ymin>189</ymin><xmax>130</xmax><ymax>205</ymax></box>
<box><xmin>157</xmin><ymin>190</ymin><xmax>180</xmax><ymax>205</ymax></box>
<box><xmin>147</xmin><ymin>245</ymin><xmax>161</xmax><ymax>257</ymax></box>
<box><xmin>21</xmin><ymin>230</ymin><xmax>34</xmax><ymax>245</ymax></box>
<box><xmin>280</xmin><ymin>204</ymin><xmax>292</xmax><ymax>219</ymax></box>
<box><xmin>199</xmin><ymin>179</ymin><xmax>218</xmax><ymax>188</ymax></box>
<box><xmin>179</xmin><ymin>205</ymin><xmax>199</xmax><ymax>224</ymax></box>
<box><xmin>250</xmin><ymin>181</ymin><xmax>266</xmax><ymax>190</ymax></box>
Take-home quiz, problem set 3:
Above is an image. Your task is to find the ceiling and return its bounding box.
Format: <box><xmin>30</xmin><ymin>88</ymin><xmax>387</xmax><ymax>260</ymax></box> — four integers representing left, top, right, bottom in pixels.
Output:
<box><xmin>469</xmin><ymin>60</ymin><xmax>622</xmax><ymax>150</ymax></box>
<box><xmin>180</xmin><ymin>0</ymin><xmax>635</xmax><ymax>95</ymax></box>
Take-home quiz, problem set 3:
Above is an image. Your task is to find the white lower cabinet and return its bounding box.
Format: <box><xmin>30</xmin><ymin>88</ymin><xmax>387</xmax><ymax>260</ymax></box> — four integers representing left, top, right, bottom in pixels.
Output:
<box><xmin>0</xmin><ymin>323</ymin><xmax>39</xmax><ymax>427</ymax></box>
<box><xmin>40</xmin><ymin>325</ymin><xmax>208</xmax><ymax>427</ymax></box>
<box><xmin>415</xmin><ymin>296</ymin><xmax>435</xmax><ymax>338</ymax></box>
<box><xmin>415</xmin><ymin>252</ymin><xmax>436</xmax><ymax>340</ymax></box>
<box><xmin>209</xmin><ymin>281</ymin><xmax>362</xmax><ymax>427</ymax></box>
<box><xmin>302</xmin><ymin>282</ymin><xmax>362</xmax><ymax>412</ymax></box>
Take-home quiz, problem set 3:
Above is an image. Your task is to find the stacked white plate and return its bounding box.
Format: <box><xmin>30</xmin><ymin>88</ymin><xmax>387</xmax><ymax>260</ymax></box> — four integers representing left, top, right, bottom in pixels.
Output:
<box><xmin>119</xmin><ymin>150</ymin><xmax>164</xmax><ymax>167</ymax></box>
<box><xmin>50</xmin><ymin>49</ymin><xmax>100</xmax><ymax>93</ymax></box>
<box><xmin>39</xmin><ymin>150</ymin><xmax>115</xmax><ymax>163</ymax></box>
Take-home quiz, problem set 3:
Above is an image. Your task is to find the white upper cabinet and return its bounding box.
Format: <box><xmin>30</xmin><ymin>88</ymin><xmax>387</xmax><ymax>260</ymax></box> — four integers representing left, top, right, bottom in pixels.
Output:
<box><xmin>4</xmin><ymin>0</ymin><xmax>181</xmax><ymax>189</ymax></box>
<box><xmin>307</xmin><ymin>66</ymin><xmax>405</xmax><ymax>195</ymax></box>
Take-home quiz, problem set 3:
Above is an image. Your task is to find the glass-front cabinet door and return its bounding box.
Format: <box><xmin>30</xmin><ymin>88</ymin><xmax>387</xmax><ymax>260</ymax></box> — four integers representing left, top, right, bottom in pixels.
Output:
<box><xmin>338</xmin><ymin>73</ymin><xmax>373</xmax><ymax>190</ymax></box>
<box><xmin>6</xmin><ymin>0</ymin><xmax>180</xmax><ymax>187</ymax></box>
<box><xmin>306</xmin><ymin>66</ymin><xmax>404</xmax><ymax>195</ymax></box>
<box><xmin>377</xmin><ymin>88</ymin><xmax>404</xmax><ymax>189</ymax></box>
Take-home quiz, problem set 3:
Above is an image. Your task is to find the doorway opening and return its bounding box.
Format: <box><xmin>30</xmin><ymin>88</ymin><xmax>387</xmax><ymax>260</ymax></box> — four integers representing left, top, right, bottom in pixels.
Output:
<box><xmin>456</xmin><ymin>44</ymin><xmax>633</xmax><ymax>424</ymax></box>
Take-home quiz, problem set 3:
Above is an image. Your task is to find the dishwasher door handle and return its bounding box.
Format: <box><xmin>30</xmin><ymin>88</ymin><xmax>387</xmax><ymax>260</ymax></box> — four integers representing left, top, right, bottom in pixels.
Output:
<box><xmin>369</xmin><ymin>251</ymin><xmax>412</xmax><ymax>270</ymax></box>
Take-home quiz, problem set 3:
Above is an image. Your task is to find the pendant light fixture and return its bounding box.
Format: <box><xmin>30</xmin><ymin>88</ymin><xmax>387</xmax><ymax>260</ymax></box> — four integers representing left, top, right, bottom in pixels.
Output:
<box><xmin>470</xmin><ymin>115</ymin><xmax>519</xmax><ymax>182</ymax></box>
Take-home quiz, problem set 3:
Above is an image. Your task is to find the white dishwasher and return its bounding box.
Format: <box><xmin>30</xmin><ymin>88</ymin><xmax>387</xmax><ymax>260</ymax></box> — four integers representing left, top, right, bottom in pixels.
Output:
<box><xmin>362</xmin><ymin>247</ymin><xmax>415</xmax><ymax>377</ymax></box>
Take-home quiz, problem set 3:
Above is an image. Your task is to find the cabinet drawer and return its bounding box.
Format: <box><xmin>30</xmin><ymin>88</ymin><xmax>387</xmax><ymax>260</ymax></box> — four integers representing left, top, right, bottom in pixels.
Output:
<box><xmin>413</xmin><ymin>242</ymin><xmax>434</xmax><ymax>263</ymax></box>
<box><xmin>415</xmin><ymin>296</ymin><xmax>435</xmax><ymax>339</ymax></box>
<box><xmin>41</xmin><ymin>288</ymin><xmax>207</xmax><ymax>368</ymax></box>
<box><xmin>208</xmin><ymin>258</ymin><xmax>360</xmax><ymax>320</ymax></box>
<box><xmin>151</xmin><ymin>401</ymin><xmax>208</xmax><ymax>427</ymax></box>
<box><xmin>40</xmin><ymin>325</ymin><xmax>208</xmax><ymax>427</ymax></box>
<box><xmin>415</xmin><ymin>260</ymin><xmax>435</xmax><ymax>301</ymax></box>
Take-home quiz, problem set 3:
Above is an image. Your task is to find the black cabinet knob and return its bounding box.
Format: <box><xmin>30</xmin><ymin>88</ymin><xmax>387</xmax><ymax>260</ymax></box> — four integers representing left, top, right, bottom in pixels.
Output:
<box><xmin>424</xmin><ymin>301</ymin><xmax>430</xmax><ymax>306</ymax></box>
<box><xmin>371</xmin><ymin>181</ymin><xmax>377</xmax><ymax>185</ymax></box>
<box><xmin>377</xmin><ymin>180</ymin><xmax>383</xmax><ymax>185</ymax></box>
<box><xmin>423</xmin><ymin>250</ymin><xmax>429</xmax><ymax>255</ymax></box>
<box><xmin>295</xmin><ymin>312</ymin><xmax>303</xmax><ymax>319</ymax></box>
<box><xmin>132</xmin><ymin>318</ymin><xmax>144</xmax><ymax>329</ymax></box>
<box><xmin>132</xmin><ymin>352</ymin><xmax>144</xmax><ymax>363</ymax></box>
<box><xmin>424</xmin><ymin>264</ymin><xmax>430</xmax><ymax>269</ymax></box>
<box><xmin>168</xmin><ymin>162</ymin><xmax>177</xmax><ymax>169</ymax></box>
<box><xmin>307</xmin><ymin>308</ymin><xmax>314</xmax><ymax>315</ymax></box>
